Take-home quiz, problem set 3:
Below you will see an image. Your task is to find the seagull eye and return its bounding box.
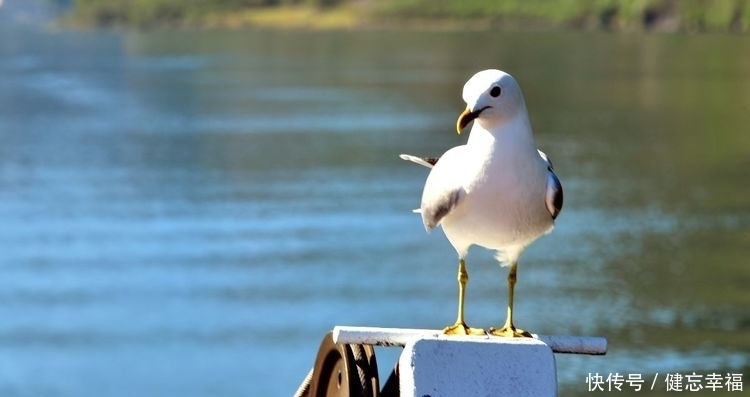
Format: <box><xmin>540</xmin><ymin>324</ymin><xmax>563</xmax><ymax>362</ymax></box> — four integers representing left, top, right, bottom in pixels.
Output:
<box><xmin>490</xmin><ymin>86</ymin><xmax>501</xmax><ymax>97</ymax></box>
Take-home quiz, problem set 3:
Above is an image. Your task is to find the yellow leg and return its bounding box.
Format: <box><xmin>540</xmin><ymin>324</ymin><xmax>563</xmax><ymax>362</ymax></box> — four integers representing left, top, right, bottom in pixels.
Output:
<box><xmin>443</xmin><ymin>259</ymin><xmax>485</xmax><ymax>336</ymax></box>
<box><xmin>490</xmin><ymin>261</ymin><xmax>532</xmax><ymax>338</ymax></box>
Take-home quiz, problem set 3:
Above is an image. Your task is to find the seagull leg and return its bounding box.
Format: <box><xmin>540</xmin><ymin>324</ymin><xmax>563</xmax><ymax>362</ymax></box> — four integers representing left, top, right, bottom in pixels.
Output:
<box><xmin>490</xmin><ymin>261</ymin><xmax>533</xmax><ymax>338</ymax></box>
<box><xmin>443</xmin><ymin>258</ymin><xmax>485</xmax><ymax>335</ymax></box>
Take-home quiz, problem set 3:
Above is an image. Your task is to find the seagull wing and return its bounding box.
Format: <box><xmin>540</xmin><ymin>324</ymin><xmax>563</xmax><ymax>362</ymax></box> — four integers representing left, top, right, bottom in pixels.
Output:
<box><xmin>537</xmin><ymin>149</ymin><xmax>553</xmax><ymax>169</ymax></box>
<box><xmin>539</xmin><ymin>150</ymin><xmax>563</xmax><ymax>220</ymax></box>
<box><xmin>399</xmin><ymin>154</ymin><xmax>440</xmax><ymax>169</ymax></box>
<box><xmin>419</xmin><ymin>147</ymin><xmax>466</xmax><ymax>230</ymax></box>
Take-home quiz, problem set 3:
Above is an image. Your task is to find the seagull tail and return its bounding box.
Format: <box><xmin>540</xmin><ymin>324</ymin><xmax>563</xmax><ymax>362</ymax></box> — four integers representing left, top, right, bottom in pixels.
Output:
<box><xmin>399</xmin><ymin>154</ymin><xmax>438</xmax><ymax>169</ymax></box>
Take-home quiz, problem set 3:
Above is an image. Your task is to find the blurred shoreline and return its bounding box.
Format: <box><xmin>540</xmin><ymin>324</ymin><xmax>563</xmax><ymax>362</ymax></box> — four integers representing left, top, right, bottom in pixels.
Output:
<box><xmin>56</xmin><ymin>1</ymin><xmax>750</xmax><ymax>33</ymax></box>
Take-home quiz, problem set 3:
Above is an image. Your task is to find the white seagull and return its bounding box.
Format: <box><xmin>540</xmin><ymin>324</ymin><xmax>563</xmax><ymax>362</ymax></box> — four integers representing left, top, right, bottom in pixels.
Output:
<box><xmin>401</xmin><ymin>69</ymin><xmax>563</xmax><ymax>337</ymax></box>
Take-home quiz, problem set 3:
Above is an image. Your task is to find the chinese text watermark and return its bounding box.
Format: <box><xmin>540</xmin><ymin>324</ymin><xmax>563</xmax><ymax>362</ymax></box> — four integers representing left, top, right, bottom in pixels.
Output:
<box><xmin>585</xmin><ymin>372</ymin><xmax>743</xmax><ymax>392</ymax></box>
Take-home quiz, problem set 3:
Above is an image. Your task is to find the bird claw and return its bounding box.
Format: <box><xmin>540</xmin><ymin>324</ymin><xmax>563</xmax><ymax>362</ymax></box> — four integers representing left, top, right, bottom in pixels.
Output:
<box><xmin>488</xmin><ymin>325</ymin><xmax>533</xmax><ymax>338</ymax></box>
<box><xmin>443</xmin><ymin>322</ymin><xmax>486</xmax><ymax>336</ymax></box>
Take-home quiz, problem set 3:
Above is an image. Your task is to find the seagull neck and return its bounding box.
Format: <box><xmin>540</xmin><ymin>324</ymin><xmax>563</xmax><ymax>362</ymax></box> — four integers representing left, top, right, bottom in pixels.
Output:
<box><xmin>467</xmin><ymin>115</ymin><xmax>537</xmax><ymax>153</ymax></box>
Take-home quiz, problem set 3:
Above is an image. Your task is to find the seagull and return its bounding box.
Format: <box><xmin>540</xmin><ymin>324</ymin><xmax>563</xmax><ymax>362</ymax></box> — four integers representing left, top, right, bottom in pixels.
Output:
<box><xmin>401</xmin><ymin>69</ymin><xmax>563</xmax><ymax>337</ymax></box>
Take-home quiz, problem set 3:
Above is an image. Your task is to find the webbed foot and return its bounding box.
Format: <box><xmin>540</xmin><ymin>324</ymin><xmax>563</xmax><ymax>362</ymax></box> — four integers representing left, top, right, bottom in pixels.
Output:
<box><xmin>488</xmin><ymin>325</ymin><xmax>533</xmax><ymax>338</ymax></box>
<box><xmin>443</xmin><ymin>322</ymin><xmax>486</xmax><ymax>336</ymax></box>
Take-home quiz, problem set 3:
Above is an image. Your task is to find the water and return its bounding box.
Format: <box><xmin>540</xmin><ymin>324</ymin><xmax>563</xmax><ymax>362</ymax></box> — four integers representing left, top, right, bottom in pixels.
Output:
<box><xmin>0</xmin><ymin>24</ymin><xmax>748</xmax><ymax>396</ymax></box>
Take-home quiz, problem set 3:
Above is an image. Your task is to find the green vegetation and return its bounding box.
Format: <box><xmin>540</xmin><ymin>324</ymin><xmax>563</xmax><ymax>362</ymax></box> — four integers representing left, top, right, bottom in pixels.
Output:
<box><xmin>67</xmin><ymin>0</ymin><xmax>363</xmax><ymax>28</ymax></box>
<box><xmin>377</xmin><ymin>0</ymin><xmax>750</xmax><ymax>31</ymax></box>
<box><xmin>68</xmin><ymin>0</ymin><xmax>750</xmax><ymax>32</ymax></box>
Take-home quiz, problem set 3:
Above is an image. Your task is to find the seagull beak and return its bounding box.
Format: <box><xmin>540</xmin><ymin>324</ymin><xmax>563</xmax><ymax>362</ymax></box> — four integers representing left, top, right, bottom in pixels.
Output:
<box><xmin>456</xmin><ymin>106</ymin><xmax>488</xmax><ymax>134</ymax></box>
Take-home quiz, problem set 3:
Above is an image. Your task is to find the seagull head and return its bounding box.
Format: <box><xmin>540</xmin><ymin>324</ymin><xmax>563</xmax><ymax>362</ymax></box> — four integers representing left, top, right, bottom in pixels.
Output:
<box><xmin>456</xmin><ymin>69</ymin><xmax>527</xmax><ymax>134</ymax></box>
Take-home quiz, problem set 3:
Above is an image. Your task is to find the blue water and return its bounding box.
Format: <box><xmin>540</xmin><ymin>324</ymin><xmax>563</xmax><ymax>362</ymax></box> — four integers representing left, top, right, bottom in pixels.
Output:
<box><xmin>0</xmin><ymin>25</ymin><xmax>748</xmax><ymax>396</ymax></box>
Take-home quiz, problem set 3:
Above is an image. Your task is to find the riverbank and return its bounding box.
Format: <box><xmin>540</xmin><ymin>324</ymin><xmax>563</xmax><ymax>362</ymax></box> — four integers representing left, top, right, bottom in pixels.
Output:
<box><xmin>66</xmin><ymin>0</ymin><xmax>750</xmax><ymax>33</ymax></box>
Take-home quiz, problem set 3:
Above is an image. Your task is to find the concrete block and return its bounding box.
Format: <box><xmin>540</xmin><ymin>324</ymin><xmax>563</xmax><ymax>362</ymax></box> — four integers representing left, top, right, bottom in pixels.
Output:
<box><xmin>332</xmin><ymin>326</ymin><xmax>607</xmax><ymax>355</ymax></box>
<box><xmin>399</xmin><ymin>336</ymin><xmax>557</xmax><ymax>397</ymax></box>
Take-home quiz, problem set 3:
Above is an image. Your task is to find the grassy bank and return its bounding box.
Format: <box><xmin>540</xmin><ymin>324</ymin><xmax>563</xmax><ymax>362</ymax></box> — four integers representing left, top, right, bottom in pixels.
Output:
<box><xmin>378</xmin><ymin>0</ymin><xmax>750</xmax><ymax>32</ymax></box>
<box><xmin>67</xmin><ymin>0</ymin><xmax>750</xmax><ymax>32</ymax></box>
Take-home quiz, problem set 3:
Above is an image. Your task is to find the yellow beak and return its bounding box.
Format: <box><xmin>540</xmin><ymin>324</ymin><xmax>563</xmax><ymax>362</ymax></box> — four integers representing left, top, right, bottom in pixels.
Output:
<box><xmin>456</xmin><ymin>106</ymin><xmax>487</xmax><ymax>134</ymax></box>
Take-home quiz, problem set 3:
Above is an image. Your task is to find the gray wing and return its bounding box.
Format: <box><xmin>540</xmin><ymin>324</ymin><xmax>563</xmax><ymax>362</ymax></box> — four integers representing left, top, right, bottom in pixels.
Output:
<box><xmin>421</xmin><ymin>187</ymin><xmax>463</xmax><ymax>230</ymax></box>
<box><xmin>539</xmin><ymin>150</ymin><xmax>563</xmax><ymax>220</ymax></box>
<box><xmin>418</xmin><ymin>147</ymin><xmax>466</xmax><ymax>230</ymax></box>
<box><xmin>399</xmin><ymin>154</ymin><xmax>440</xmax><ymax>168</ymax></box>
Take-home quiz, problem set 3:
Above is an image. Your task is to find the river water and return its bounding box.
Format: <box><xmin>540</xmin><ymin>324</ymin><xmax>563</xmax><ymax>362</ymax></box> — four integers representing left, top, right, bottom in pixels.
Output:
<box><xmin>0</xmin><ymin>24</ymin><xmax>748</xmax><ymax>396</ymax></box>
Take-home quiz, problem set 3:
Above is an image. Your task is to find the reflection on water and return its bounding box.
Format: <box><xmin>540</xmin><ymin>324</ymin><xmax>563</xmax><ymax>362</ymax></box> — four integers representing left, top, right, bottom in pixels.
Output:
<box><xmin>0</xmin><ymin>26</ymin><xmax>748</xmax><ymax>396</ymax></box>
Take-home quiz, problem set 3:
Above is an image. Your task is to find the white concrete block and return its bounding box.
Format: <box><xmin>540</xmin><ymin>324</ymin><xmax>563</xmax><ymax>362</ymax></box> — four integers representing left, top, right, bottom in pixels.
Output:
<box><xmin>332</xmin><ymin>326</ymin><xmax>607</xmax><ymax>355</ymax></box>
<box><xmin>399</xmin><ymin>336</ymin><xmax>557</xmax><ymax>397</ymax></box>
